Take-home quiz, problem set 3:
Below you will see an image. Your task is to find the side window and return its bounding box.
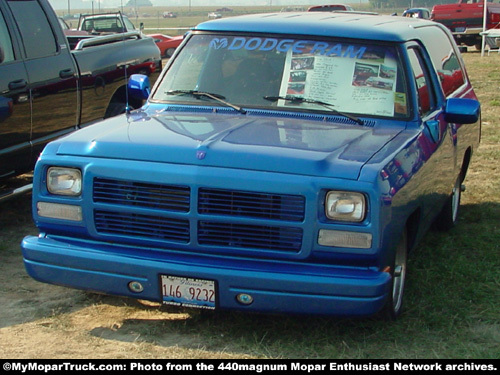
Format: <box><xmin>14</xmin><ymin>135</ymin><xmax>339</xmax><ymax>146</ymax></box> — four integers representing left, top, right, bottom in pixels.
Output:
<box><xmin>0</xmin><ymin>9</ymin><xmax>14</xmax><ymax>64</ymax></box>
<box><xmin>407</xmin><ymin>48</ymin><xmax>434</xmax><ymax>117</ymax></box>
<box><xmin>123</xmin><ymin>17</ymin><xmax>136</xmax><ymax>31</ymax></box>
<box><xmin>417</xmin><ymin>27</ymin><xmax>466</xmax><ymax>97</ymax></box>
<box><xmin>7</xmin><ymin>0</ymin><xmax>57</xmax><ymax>59</ymax></box>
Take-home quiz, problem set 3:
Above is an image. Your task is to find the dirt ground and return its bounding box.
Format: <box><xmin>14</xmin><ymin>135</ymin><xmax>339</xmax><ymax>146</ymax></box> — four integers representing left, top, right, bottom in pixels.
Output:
<box><xmin>0</xmin><ymin>181</ymin><xmax>254</xmax><ymax>359</ymax></box>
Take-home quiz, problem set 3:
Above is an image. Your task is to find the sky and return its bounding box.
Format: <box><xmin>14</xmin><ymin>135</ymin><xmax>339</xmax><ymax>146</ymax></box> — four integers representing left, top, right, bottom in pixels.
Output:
<box><xmin>48</xmin><ymin>1</ymin><xmax>368</xmax><ymax>11</ymax></box>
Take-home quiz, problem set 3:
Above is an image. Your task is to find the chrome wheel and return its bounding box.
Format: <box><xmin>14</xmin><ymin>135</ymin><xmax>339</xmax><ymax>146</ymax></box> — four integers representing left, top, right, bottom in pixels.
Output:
<box><xmin>435</xmin><ymin>176</ymin><xmax>462</xmax><ymax>231</ymax></box>
<box><xmin>450</xmin><ymin>179</ymin><xmax>461</xmax><ymax>224</ymax></box>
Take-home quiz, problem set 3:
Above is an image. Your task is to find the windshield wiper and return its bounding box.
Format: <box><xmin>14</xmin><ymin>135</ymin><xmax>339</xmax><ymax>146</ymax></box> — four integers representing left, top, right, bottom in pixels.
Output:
<box><xmin>264</xmin><ymin>95</ymin><xmax>364</xmax><ymax>125</ymax></box>
<box><xmin>167</xmin><ymin>90</ymin><xmax>247</xmax><ymax>114</ymax></box>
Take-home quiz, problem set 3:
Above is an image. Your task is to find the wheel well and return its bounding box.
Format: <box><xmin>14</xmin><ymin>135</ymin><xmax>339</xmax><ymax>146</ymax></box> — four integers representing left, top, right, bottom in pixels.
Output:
<box><xmin>405</xmin><ymin>208</ymin><xmax>420</xmax><ymax>253</ymax></box>
<box><xmin>400</xmin><ymin>148</ymin><xmax>472</xmax><ymax>252</ymax></box>
<box><xmin>459</xmin><ymin>147</ymin><xmax>472</xmax><ymax>183</ymax></box>
<box><xmin>104</xmin><ymin>85</ymin><xmax>143</xmax><ymax>118</ymax></box>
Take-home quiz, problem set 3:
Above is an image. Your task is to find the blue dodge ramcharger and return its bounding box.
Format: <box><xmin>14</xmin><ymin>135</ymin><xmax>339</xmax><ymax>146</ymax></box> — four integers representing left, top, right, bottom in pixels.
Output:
<box><xmin>21</xmin><ymin>12</ymin><xmax>481</xmax><ymax>319</ymax></box>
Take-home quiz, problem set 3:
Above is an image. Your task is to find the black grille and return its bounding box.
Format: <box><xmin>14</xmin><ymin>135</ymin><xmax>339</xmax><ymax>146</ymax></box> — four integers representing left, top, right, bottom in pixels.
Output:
<box><xmin>93</xmin><ymin>178</ymin><xmax>190</xmax><ymax>212</ymax></box>
<box><xmin>94</xmin><ymin>210</ymin><xmax>190</xmax><ymax>243</ymax></box>
<box><xmin>198</xmin><ymin>188</ymin><xmax>305</xmax><ymax>221</ymax></box>
<box><xmin>92</xmin><ymin>178</ymin><xmax>305</xmax><ymax>253</ymax></box>
<box><xmin>198</xmin><ymin>221</ymin><xmax>302</xmax><ymax>252</ymax></box>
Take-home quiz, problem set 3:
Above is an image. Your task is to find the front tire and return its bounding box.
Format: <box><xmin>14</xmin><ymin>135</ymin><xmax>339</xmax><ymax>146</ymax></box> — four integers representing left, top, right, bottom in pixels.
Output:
<box><xmin>381</xmin><ymin>229</ymin><xmax>408</xmax><ymax>320</ymax></box>
<box><xmin>104</xmin><ymin>102</ymin><xmax>128</xmax><ymax>118</ymax></box>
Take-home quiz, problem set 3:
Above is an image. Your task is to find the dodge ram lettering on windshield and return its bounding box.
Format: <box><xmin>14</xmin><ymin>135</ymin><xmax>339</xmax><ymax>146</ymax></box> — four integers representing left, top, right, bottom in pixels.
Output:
<box><xmin>22</xmin><ymin>12</ymin><xmax>481</xmax><ymax>319</ymax></box>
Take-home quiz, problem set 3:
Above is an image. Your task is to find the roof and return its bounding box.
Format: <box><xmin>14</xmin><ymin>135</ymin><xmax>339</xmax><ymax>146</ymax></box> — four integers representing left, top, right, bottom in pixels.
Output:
<box><xmin>194</xmin><ymin>12</ymin><xmax>442</xmax><ymax>43</ymax></box>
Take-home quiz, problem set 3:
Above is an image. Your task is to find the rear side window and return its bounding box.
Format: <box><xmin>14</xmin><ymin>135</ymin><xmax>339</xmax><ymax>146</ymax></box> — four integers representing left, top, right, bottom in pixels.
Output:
<box><xmin>7</xmin><ymin>0</ymin><xmax>57</xmax><ymax>59</ymax></box>
<box><xmin>417</xmin><ymin>26</ymin><xmax>465</xmax><ymax>97</ymax></box>
<box><xmin>123</xmin><ymin>17</ymin><xmax>136</xmax><ymax>31</ymax></box>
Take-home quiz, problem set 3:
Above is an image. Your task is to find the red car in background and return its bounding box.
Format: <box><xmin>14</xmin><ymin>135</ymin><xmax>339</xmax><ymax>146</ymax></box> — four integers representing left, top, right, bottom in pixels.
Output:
<box><xmin>149</xmin><ymin>33</ymin><xmax>183</xmax><ymax>58</ymax></box>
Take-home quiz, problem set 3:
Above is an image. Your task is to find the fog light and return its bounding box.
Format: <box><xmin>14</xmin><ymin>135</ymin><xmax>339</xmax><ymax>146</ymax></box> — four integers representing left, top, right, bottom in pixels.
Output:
<box><xmin>128</xmin><ymin>281</ymin><xmax>144</xmax><ymax>293</ymax></box>
<box><xmin>318</xmin><ymin>229</ymin><xmax>372</xmax><ymax>249</ymax></box>
<box><xmin>236</xmin><ymin>293</ymin><xmax>254</xmax><ymax>305</ymax></box>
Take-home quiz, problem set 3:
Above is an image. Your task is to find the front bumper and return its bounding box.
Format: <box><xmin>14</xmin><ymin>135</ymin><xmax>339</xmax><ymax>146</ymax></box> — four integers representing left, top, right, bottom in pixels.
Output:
<box><xmin>22</xmin><ymin>235</ymin><xmax>391</xmax><ymax>317</ymax></box>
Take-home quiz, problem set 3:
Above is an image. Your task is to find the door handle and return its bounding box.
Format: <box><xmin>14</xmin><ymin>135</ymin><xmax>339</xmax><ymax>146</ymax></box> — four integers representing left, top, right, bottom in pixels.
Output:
<box><xmin>59</xmin><ymin>69</ymin><xmax>75</xmax><ymax>79</ymax></box>
<box><xmin>8</xmin><ymin>79</ymin><xmax>27</xmax><ymax>90</ymax></box>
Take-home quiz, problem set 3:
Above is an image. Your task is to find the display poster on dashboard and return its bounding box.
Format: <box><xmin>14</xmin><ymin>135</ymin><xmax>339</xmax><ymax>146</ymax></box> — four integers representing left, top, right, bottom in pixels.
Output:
<box><xmin>278</xmin><ymin>47</ymin><xmax>400</xmax><ymax>117</ymax></box>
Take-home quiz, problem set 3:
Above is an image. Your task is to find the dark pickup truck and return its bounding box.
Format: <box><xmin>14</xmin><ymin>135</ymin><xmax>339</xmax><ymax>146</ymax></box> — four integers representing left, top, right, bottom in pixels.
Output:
<box><xmin>0</xmin><ymin>0</ymin><xmax>161</xmax><ymax>201</ymax></box>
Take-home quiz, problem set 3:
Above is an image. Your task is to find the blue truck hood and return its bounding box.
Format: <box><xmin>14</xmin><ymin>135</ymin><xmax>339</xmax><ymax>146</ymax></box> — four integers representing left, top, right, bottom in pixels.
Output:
<box><xmin>53</xmin><ymin>110</ymin><xmax>402</xmax><ymax>180</ymax></box>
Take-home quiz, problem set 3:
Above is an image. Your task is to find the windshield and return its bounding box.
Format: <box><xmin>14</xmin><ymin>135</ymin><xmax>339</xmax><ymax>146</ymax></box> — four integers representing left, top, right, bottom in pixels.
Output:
<box><xmin>153</xmin><ymin>34</ymin><xmax>408</xmax><ymax>118</ymax></box>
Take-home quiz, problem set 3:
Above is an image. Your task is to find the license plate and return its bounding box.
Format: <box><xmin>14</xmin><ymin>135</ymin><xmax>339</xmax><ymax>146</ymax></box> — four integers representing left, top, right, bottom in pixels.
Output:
<box><xmin>455</xmin><ymin>27</ymin><xmax>465</xmax><ymax>33</ymax></box>
<box><xmin>161</xmin><ymin>275</ymin><xmax>216</xmax><ymax>309</ymax></box>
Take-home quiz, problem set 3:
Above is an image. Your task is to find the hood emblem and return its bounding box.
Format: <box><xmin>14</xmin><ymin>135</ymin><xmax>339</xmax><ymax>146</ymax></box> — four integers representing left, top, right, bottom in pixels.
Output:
<box><xmin>196</xmin><ymin>150</ymin><xmax>206</xmax><ymax>160</ymax></box>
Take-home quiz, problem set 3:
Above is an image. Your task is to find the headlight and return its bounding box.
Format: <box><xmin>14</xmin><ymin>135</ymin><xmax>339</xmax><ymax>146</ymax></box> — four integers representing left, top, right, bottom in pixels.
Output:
<box><xmin>325</xmin><ymin>191</ymin><xmax>366</xmax><ymax>222</ymax></box>
<box><xmin>47</xmin><ymin>167</ymin><xmax>82</xmax><ymax>196</ymax></box>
